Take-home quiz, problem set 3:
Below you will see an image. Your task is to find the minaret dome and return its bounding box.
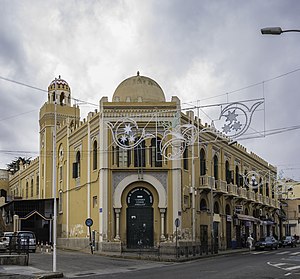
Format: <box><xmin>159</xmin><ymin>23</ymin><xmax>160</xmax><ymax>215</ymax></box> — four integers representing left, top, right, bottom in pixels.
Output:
<box><xmin>47</xmin><ymin>75</ymin><xmax>71</xmax><ymax>106</ymax></box>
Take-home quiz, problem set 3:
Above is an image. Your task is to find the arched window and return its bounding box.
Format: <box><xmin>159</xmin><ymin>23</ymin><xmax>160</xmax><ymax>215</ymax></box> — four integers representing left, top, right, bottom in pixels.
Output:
<box><xmin>36</xmin><ymin>176</ymin><xmax>39</xmax><ymax>196</ymax></box>
<box><xmin>60</xmin><ymin>92</ymin><xmax>65</xmax><ymax>105</ymax></box>
<box><xmin>31</xmin><ymin>179</ymin><xmax>34</xmax><ymax>197</ymax></box>
<box><xmin>93</xmin><ymin>140</ymin><xmax>97</xmax><ymax>170</ymax></box>
<box><xmin>225</xmin><ymin>204</ymin><xmax>231</xmax><ymax>215</ymax></box>
<box><xmin>134</xmin><ymin>138</ymin><xmax>145</xmax><ymax>167</ymax></box>
<box><xmin>73</xmin><ymin>151</ymin><xmax>81</xmax><ymax>178</ymax></box>
<box><xmin>200</xmin><ymin>199</ymin><xmax>207</xmax><ymax>211</ymax></box>
<box><xmin>225</xmin><ymin>161</ymin><xmax>231</xmax><ymax>184</ymax></box>
<box><xmin>214</xmin><ymin>201</ymin><xmax>220</xmax><ymax>214</ymax></box>
<box><xmin>26</xmin><ymin>182</ymin><xmax>28</xmax><ymax>198</ymax></box>
<box><xmin>266</xmin><ymin>182</ymin><xmax>269</xmax><ymax>196</ymax></box>
<box><xmin>244</xmin><ymin>170</ymin><xmax>249</xmax><ymax>189</ymax></box>
<box><xmin>150</xmin><ymin>138</ymin><xmax>162</xmax><ymax>167</ymax></box>
<box><xmin>259</xmin><ymin>178</ymin><xmax>263</xmax><ymax>194</ymax></box>
<box><xmin>213</xmin><ymin>155</ymin><xmax>218</xmax><ymax>180</ymax></box>
<box><xmin>200</xmin><ymin>148</ymin><xmax>206</xmax><ymax>175</ymax></box>
<box><xmin>235</xmin><ymin>165</ymin><xmax>240</xmax><ymax>186</ymax></box>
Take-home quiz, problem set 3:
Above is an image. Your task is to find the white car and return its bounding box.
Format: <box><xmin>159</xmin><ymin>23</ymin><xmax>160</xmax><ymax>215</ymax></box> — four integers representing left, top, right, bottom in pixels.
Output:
<box><xmin>16</xmin><ymin>231</ymin><xmax>37</xmax><ymax>253</ymax></box>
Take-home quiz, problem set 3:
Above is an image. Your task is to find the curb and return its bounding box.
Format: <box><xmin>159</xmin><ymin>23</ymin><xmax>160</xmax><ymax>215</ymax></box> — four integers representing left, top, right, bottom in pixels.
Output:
<box><xmin>33</xmin><ymin>272</ymin><xmax>64</xmax><ymax>279</ymax></box>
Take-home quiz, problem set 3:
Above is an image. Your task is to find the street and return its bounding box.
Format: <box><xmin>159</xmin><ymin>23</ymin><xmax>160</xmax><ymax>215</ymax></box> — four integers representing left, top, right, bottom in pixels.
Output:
<box><xmin>1</xmin><ymin>246</ymin><xmax>299</xmax><ymax>278</ymax></box>
<box><xmin>15</xmin><ymin>246</ymin><xmax>299</xmax><ymax>278</ymax></box>
<box><xmin>95</xmin><ymin>248</ymin><xmax>300</xmax><ymax>279</ymax></box>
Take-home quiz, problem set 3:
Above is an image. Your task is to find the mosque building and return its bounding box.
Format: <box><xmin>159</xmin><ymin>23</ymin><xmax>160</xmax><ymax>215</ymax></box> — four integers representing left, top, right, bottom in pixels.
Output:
<box><xmin>0</xmin><ymin>73</ymin><xmax>281</xmax><ymax>255</ymax></box>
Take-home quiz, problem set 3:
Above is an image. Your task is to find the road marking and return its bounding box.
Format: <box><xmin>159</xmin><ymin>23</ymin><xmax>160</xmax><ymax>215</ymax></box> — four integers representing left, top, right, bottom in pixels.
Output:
<box><xmin>284</xmin><ymin>272</ymin><xmax>292</xmax><ymax>276</ymax></box>
<box><xmin>251</xmin><ymin>251</ymin><xmax>267</xmax><ymax>254</ymax></box>
<box><xmin>277</xmin><ymin>251</ymin><xmax>290</xmax><ymax>255</ymax></box>
<box><xmin>272</xmin><ymin>263</ymin><xmax>287</xmax><ymax>267</ymax></box>
<box><xmin>290</xmin><ymin>252</ymin><xmax>300</xmax><ymax>255</ymax></box>
<box><xmin>285</xmin><ymin>265</ymin><xmax>300</xmax><ymax>271</ymax></box>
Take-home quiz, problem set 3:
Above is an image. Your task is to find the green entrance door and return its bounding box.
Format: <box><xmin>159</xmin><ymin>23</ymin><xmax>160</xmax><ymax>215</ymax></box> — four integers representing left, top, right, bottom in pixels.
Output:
<box><xmin>126</xmin><ymin>187</ymin><xmax>154</xmax><ymax>249</ymax></box>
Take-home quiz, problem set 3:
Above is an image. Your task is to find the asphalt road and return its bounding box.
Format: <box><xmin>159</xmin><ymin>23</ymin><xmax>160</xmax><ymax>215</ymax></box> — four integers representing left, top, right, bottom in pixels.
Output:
<box><xmin>2</xmin><ymin>246</ymin><xmax>300</xmax><ymax>278</ymax></box>
<box><xmin>91</xmin><ymin>247</ymin><xmax>300</xmax><ymax>279</ymax></box>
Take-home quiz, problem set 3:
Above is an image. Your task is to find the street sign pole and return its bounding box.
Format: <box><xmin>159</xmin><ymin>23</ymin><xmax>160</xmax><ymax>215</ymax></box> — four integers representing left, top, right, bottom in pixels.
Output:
<box><xmin>85</xmin><ymin>218</ymin><xmax>94</xmax><ymax>254</ymax></box>
<box><xmin>175</xmin><ymin>218</ymin><xmax>180</xmax><ymax>258</ymax></box>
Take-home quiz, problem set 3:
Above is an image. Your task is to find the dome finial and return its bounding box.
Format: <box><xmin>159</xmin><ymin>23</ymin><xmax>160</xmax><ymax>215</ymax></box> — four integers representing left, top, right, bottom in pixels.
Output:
<box><xmin>137</xmin><ymin>71</ymin><xmax>140</xmax><ymax>76</ymax></box>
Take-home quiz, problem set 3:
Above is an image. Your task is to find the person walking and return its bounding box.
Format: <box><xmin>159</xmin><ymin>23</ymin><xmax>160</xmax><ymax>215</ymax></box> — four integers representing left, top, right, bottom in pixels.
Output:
<box><xmin>247</xmin><ymin>234</ymin><xmax>254</xmax><ymax>251</ymax></box>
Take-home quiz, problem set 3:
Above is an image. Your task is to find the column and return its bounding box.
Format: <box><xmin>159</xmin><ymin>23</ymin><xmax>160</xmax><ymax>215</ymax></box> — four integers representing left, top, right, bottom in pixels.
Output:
<box><xmin>160</xmin><ymin>208</ymin><xmax>166</xmax><ymax>241</ymax></box>
<box><xmin>114</xmin><ymin>208</ymin><xmax>121</xmax><ymax>241</ymax></box>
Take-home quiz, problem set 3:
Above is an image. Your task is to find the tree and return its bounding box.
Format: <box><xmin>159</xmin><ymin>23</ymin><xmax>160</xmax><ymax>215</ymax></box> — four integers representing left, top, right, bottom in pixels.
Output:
<box><xmin>6</xmin><ymin>157</ymin><xmax>31</xmax><ymax>175</ymax></box>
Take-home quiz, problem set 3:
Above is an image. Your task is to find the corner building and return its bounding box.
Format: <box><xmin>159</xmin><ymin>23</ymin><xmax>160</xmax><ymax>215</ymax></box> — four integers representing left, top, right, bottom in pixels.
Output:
<box><xmin>5</xmin><ymin>73</ymin><xmax>280</xmax><ymax>255</ymax></box>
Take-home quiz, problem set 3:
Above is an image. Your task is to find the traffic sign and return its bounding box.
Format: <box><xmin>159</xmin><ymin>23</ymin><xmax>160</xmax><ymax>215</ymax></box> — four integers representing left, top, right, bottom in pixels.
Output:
<box><xmin>85</xmin><ymin>218</ymin><xmax>93</xmax><ymax>227</ymax></box>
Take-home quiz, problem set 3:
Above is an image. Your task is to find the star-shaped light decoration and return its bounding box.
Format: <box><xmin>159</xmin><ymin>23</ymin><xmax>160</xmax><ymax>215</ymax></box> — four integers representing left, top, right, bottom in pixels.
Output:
<box><xmin>225</xmin><ymin>110</ymin><xmax>238</xmax><ymax>123</ymax></box>
<box><xmin>128</xmin><ymin>134</ymin><xmax>135</xmax><ymax>143</ymax></box>
<box><xmin>232</xmin><ymin>121</ymin><xmax>242</xmax><ymax>131</ymax></box>
<box><xmin>120</xmin><ymin>135</ymin><xmax>128</xmax><ymax>144</ymax></box>
<box><xmin>124</xmin><ymin>124</ymin><xmax>132</xmax><ymax>135</ymax></box>
<box><xmin>222</xmin><ymin>123</ymin><xmax>232</xmax><ymax>133</ymax></box>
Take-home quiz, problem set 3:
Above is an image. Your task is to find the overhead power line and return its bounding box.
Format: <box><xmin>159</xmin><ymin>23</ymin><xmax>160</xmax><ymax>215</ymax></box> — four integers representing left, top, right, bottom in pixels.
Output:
<box><xmin>183</xmin><ymin>67</ymin><xmax>300</xmax><ymax>105</ymax></box>
<box><xmin>0</xmin><ymin>75</ymin><xmax>98</xmax><ymax>107</ymax></box>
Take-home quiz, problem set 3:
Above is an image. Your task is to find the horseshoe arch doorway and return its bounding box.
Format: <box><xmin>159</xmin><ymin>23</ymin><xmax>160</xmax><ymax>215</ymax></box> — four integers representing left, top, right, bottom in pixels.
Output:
<box><xmin>126</xmin><ymin>187</ymin><xmax>154</xmax><ymax>249</ymax></box>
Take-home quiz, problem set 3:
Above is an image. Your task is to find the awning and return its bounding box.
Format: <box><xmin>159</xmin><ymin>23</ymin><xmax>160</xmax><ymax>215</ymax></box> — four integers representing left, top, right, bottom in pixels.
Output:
<box><xmin>236</xmin><ymin>214</ymin><xmax>261</xmax><ymax>224</ymax></box>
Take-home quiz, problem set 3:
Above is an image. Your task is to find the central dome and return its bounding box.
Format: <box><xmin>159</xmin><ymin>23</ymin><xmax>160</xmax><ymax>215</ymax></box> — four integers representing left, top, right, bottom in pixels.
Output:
<box><xmin>112</xmin><ymin>72</ymin><xmax>166</xmax><ymax>102</ymax></box>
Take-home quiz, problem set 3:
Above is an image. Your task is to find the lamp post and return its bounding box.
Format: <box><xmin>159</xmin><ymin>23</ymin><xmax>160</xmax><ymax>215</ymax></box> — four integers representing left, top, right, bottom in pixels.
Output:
<box><xmin>52</xmin><ymin>79</ymin><xmax>57</xmax><ymax>272</ymax></box>
<box><xmin>261</xmin><ymin>27</ymin><xmax>300</xmax><ymax>35</ymax></box>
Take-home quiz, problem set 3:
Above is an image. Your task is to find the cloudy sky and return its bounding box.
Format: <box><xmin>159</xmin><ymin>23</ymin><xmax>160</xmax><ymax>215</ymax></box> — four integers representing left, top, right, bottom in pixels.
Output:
<box><xmin>1</xmin><ymin>0</ymin><xmax>300</xmax><ymax>180</ymax></box>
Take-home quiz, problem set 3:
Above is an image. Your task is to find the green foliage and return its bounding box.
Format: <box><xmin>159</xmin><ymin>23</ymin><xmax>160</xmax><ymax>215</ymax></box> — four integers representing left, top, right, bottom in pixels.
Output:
<box><xmin>6</xmin><ymin>157</ymin><xmax>31</xmax><ymax>174</ymax></box>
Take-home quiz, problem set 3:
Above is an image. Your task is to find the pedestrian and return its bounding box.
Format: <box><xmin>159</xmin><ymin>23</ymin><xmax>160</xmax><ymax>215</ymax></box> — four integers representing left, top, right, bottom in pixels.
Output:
<box><xmin>247</xmin><ymin>234</ymin><xmax>254</xmax><ymax>251</ymax></box>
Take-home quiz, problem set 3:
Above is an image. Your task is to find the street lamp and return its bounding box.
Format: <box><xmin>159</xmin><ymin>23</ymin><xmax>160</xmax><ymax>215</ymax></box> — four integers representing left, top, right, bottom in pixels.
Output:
<box><xmin>261</xmin><ymin>27</ymin><xmax>300</xmax><ymax>35</ymax></box>
<box><xmin>52</xmin><ymin>79</ymin><xmax>57</xmax><ymax>272</ymax></box>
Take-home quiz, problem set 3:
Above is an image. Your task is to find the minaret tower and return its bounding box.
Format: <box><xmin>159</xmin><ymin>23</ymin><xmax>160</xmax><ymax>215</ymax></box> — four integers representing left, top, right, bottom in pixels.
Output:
<box><xmin>39</xmin><ymin>76</ymin><xmax>80</xmax><ymax>198</ymax></box>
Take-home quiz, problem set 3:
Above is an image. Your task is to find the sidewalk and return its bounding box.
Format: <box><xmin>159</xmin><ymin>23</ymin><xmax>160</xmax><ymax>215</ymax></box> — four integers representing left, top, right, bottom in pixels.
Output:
<box><xmin>0</xmin><ymin>248</ymin><xmax>249</xmax><ymax>278</ymax></box>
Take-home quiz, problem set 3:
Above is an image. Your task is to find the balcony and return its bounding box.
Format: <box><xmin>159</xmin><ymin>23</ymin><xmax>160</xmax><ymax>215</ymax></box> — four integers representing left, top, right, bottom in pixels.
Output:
<box><xmin>263</xmin><ymin>196</ymin><xmax>270</xmax><ymax>206</ymax></box>
<box><xmin>215</xmin><ymin>180</ymin><xmax>228</xmax><ymax>193</ymax></box>
<box><xmin>247</xmin><ymin>190</ymin><xmax>255</xmax><ymax>202</ymax></box>
<box><xmin>227</xmin><ymin>183</ymin><xmax>238</xmax><ymax>196</ymax></box>
<box><xmin>199</xmin><ymin>175</ymin><xmax>215</xmax><ymax>191</ymax></box>
<box><xmin>237</xmin><ymin>187</ymin><xmax>247</xmax><ymax>199</ymax></box>
<box><xmin>268</xmin><ymin>198</ymin><xmax>280</xmax><ymax>209</ymax></box>
<box><xmin>255</xmin><ymin>193</ymin><xmax>263</xmax><ymax>204</ymax></box>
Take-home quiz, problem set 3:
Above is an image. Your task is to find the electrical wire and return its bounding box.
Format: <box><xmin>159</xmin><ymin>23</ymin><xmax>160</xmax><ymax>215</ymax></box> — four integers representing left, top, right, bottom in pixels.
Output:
<box><xmin>0</xmin><ymin>75</ymin><xmax>98</xmax><ymax>107</ymax></box>
<box><xmin>182</xmin><ymin>67</ymin><xmax>300</xmax><ymax>105</ymax></box>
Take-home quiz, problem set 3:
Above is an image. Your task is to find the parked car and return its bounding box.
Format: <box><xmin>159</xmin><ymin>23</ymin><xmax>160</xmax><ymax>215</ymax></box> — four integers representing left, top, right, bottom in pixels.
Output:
<box><xmin>16</xmin><ymin>231</ymin><xmax>37</xmax><ymax>253</ymax></box>
<box><xmin>282</xmin><ymin>236</ymin><xmax>297</xmax><ymax>248</ymax></box>
<box><xmin>0</xmin><ymin>232</ymin><xmax>14</xmax><ymax>251</ymax></box>
<box><xmin>254</xmin><ymin>236</ymin><xmax>278</xmax><ymax>250</ymax></box>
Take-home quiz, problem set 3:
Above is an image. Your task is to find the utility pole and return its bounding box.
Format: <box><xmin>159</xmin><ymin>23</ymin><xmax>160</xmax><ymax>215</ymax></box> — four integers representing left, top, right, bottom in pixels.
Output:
<box><xmin>52</xmin><ymin>79</ymin><xmax>57</xmax><ymax>272</ymax></box>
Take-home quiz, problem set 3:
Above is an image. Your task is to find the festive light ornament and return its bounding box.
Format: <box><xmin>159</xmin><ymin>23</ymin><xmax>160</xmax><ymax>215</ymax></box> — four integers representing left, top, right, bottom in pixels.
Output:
<box><xmin>219</xmin><ymin>101</ymin><xmax>263</xmax><ymax>138</ymax></box>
